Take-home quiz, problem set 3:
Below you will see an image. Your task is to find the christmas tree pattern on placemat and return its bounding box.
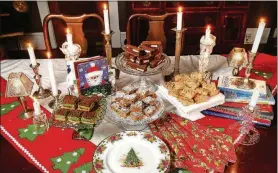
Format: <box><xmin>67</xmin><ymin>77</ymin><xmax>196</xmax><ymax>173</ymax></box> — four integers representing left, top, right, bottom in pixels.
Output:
<box><xmin>73</xmin><ymin>162</ymin><xmax>92</xmax><ymax>173</ymax></box>
<box><xmin>122</xmin><ymin>148</ymin><xmax>143</xmax><ymax>167</ymax></box>
<box><xmin>1</xmin><ymin>101</ymin><xmax>20</xmax><ymax>116</ymax></box>
<box><xmin>252</xmin><ymin>69</ymin><xmax>273</xmax><ymax>79</ymax></box>
<box><xmin>18</xmin><ymin>124</ymin><xmax>46</xmax><ymax>141</ymax></box>
<box><xmin>51</xmin><ymin>148</ymin><xmax>85</xmax><ymax>173</ymax></box>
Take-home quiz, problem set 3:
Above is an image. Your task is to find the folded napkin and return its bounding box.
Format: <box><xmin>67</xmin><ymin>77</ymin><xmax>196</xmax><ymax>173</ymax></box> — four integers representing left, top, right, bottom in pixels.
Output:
<box><xmin>149</xmin><ymin>113</ymin><xmax>237</xmax><ymax>173</ymax></box>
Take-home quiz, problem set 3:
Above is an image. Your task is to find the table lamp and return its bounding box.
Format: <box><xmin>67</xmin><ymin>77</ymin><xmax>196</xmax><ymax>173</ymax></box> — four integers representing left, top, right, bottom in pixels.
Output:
<box><xmin>5</xmin><ymin>72</ymin><xmax>34</xmax><ymax>119</ymax></box>
<box><xmin>227</xmin><ymin>47</ymin><xmax>248</xmax><ymax>76</ymax></box>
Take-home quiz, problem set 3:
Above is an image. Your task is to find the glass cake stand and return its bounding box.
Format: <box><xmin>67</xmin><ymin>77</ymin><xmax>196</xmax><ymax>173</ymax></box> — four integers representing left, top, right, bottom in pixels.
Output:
<box><xmin>106</xmin><ymin>93</ymin><xmax>165</xmax><ymax>130</ymax></box>
<box><xmin>115</xmin><ymin>52</ymin><xmax>171</xmax><ymax>90</ymax></box>
<box><xmin>49</xmin><ymin>95</ymin><xmax>107</xmax><ymax>140</ymax></box>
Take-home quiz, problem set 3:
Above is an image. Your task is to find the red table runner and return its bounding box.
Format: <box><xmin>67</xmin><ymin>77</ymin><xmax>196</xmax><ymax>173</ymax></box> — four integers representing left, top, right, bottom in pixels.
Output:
<box><xmin>0</xmin><ymin>77</ymin><xmax>96</xmax><ymax>173</ymax></box>
<box><xmin>1</xmin><ymin>76</ymin><xmax>241</xmax><ymax>173</ymax></box>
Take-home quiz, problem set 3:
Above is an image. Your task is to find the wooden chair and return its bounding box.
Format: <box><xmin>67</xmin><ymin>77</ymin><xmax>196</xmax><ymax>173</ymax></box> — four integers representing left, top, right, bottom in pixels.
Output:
<box><xmin>43</xmin><ymin>14</ymin><xmax>104</xmax><ymax>57</ymax></box>
<box><xmin>116</xmin><ymin>13</ymin><xmax>183</xmax><ymax>79</ymax></box>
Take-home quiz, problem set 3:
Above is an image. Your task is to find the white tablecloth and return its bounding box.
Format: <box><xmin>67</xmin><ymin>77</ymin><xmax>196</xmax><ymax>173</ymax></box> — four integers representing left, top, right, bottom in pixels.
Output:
<box><xmin>0</xmin><ymin>55</ymin><xmax>233</xmax><ymax>145</ymax></box>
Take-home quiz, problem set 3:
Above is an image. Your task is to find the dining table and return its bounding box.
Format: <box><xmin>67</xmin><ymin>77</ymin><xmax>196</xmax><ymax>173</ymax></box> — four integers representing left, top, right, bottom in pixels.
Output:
<box><xmin>0</xmin><ymin>54</ymin><xmax>276</xmax><ymax>173</ymax></box>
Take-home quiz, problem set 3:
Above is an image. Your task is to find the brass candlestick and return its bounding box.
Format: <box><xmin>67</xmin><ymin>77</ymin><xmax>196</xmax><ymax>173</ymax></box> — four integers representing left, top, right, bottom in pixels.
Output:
<box><xmin>172</xmin><ymin>28</ymin><xmax>187</xmax><ymax>75</ymax></box>
<box><xmin>235</xmin><ymin>51</ymin><xmax>257</xmax><ymax>89</ymax></box>
<box><xmin>102</xmin><ymin>31</ymin><xmax>114</xmax><ymax>68</ymax></box>
<box><xmin>31</xmin><ymin>63</ymin><xmax>51</xmax><ymax>99</ymax></box>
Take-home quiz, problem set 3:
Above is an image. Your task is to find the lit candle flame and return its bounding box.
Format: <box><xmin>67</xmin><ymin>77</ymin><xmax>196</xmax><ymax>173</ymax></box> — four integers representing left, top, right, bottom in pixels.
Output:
<box><xmin>207</xmin><ymin>25</ymin><xmax>211</xmax><ymax>30</ymax></box>
<box><xmin>46</xmin><ymin>52</ymin><xmax>51</xmax><ymax>59</ymax></box>
<box><xmin>28</xmin><ymin>42</ymin><xmax>32</xmax><ymax>48</ymax></box>
<box><xmin>260</xmin><ymin>18</ymin><xmax>265</xmax><ymax>23</ymax></box>
<box><xmin>66</xmin><ymin>28</ymin><xmax>70</xmax><ymax>34</ymax></box>
<box><xmin>178</xmin><ymin>6</ymin><xmax>182</xmax><ymax>12</ymax></box>
<box><xmin>104</xmin><ymin>4</ymin><xmax>107</xmax><ymax>10</ymax></box>
<box><xmin>30</xmin><ymin>95</ymin><xmax>37</xmax><ymax>101</ymax></box>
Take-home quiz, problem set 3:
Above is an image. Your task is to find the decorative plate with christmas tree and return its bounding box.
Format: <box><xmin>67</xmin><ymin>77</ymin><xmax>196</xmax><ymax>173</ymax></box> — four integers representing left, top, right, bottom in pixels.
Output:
<box><xmin>93</xmin><ymin>131</ymin><xmax>171</xmax><ymax>173</ymax></box>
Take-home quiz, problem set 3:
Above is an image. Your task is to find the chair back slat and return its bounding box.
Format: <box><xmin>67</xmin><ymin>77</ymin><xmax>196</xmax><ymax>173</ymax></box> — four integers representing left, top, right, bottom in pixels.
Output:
<box><xmin>43</xmin><ymin>14</ymin><xmax>104</xmax><ymax>57</ymax></box>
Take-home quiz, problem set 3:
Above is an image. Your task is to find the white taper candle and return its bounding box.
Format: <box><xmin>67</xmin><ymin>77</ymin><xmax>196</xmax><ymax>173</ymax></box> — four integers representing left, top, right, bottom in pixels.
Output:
<box><xmin>66</xmin><ymin>28</ymin><xmax>73</xmax><ymax>47</ymax></box>
<box><xmin>251</xmin><ymin>19</ymin><xmax>266</xmax><ymax>53</ymax></box>
<box><xmin>103</xmin><ymin>4</ymin><xmax>110</xmax><ymax>34</ymax></box>
<box><xmin>177</xmin><ymin>7</ymin><xmax>183</xmax><ymax>30</ymax></box>
<box><xmin>27</xmin><ymin>43</ymin><xmax>37</xmax><ymax>67</ymax></box>
<box><xmin>47</xmin><ymin>52</ymin><xmax>58</xmax><ymax>97</ymax></box>
<box><xmin>205</xmin><ymin>25</ymin><xmax>211</xmax><ymax>40</ymax></box>
<box><xmin>33</xmin><ymin>98</ymin><xmax>41</xmax><ymax>115</ymax></box>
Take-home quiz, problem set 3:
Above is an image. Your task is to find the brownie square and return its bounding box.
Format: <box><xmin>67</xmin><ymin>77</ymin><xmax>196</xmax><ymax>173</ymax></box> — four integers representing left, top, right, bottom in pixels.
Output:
<box><xmin>78</xmin><ymin>95</ymin><xmax>100</xmax><ymax>112</ymax></box>
<box><xmin>62</xmin><ymin>95</ymin><xmax>78</xmax><ymax>110</ymax></box>
<box><xmin>54</xmin><ymin>108</ymin><xmax>69</xmax><ymax>121</ymax></box>
<box><xmin>67</xmin><ymin>110</ymin><xmax>83</xmax><ymax>123</ymax></box>
<box><xmin>126</xmin><ymin>61</ymin><xmax>148</xmax><ymax>72</ymax></box>
<box><xmin>81</xmin><ymin>111</ymin><xmax>97</xmax><ymax>125</ymax></box>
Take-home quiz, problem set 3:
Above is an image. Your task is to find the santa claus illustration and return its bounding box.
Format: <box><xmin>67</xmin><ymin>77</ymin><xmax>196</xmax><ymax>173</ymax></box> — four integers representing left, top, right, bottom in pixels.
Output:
<box><xmin>84</xmin><ymin>62</ymin><xmax>106</xmax><ymax>88</ymax></box>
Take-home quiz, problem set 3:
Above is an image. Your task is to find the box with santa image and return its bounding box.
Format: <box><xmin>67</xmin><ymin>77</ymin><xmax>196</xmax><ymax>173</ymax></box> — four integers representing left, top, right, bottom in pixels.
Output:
<box><xmin>73</xmin><ymin>56</ymin><xmax>112</xmax><ymax>96</ymax></box>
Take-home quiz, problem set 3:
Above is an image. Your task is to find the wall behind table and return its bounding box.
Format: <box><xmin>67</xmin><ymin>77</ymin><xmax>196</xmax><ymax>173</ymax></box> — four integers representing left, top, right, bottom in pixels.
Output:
<box><xmin>118</xmin><ymin>1</ymin><xmax>277</xmax><ymax>56</ymax></box>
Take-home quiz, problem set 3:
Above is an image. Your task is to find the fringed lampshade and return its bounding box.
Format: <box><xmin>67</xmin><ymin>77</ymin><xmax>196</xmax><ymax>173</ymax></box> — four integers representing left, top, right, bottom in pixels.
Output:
<box><xmin>5</xmin><ymin>72</ymin><xmax>34</xmax><ymax>119</ymax></box>
<box><xmin>6</xmin><ymin>72</ymin><xmax>33</xmax><ymax>97</ymax></box>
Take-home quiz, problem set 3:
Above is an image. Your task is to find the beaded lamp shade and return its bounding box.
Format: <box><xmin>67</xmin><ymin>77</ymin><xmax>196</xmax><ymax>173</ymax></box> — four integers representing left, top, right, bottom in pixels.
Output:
<box><xmin>227</xmin><ymin>47</ymin><xmax>248</xmax><ymax>76</ymax></box>
<box><xmin>5</xmin><ymin>72</ymin><xmax>34</xmax><ymax>97</ymax></box>
<box><xmin>228</xmin><ymin>47</ymin><xmax>248</xmax><ymax>68</ymax></box>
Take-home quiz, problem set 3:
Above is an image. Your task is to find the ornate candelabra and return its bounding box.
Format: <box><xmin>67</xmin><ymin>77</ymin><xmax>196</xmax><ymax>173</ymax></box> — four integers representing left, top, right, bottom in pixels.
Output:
<box><xmin>102</xmin><ymin>31</ymin><xmax>114</xmax><ymax>68</ymax></box>
<box><xmin>31</xmin><ymin>63</ymin><xmax>51</xmax><ymax>99</ymax></box>
<box><xmin>172</xmin><ymin>28</ymin><xmax>186</xmax><ymax>75</ymax></box>
<box><xmin>199</xmin><ymin>34</ymin><xmax>216</xmax><ymax>81</ymax></box>
<box><xmin>234</xmin><ymin>51</ymin><xmax>257</xmax><ymax>89</ymax></box>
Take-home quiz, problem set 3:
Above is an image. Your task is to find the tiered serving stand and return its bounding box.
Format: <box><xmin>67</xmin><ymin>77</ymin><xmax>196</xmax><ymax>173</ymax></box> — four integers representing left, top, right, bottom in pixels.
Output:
<box><xmin>115</xmin><ymin>52</ymin><xmax>171</xmax><ymax>90</ymax></box>
<box><xmin>104</xmin><ymin>52</ymin><xmax>171</xmax><ymax>130</ymax></box>
<box><xmin>49</xmin><ymin>96</ymin><xmax>107</xmax><ymax>139</ymax></box>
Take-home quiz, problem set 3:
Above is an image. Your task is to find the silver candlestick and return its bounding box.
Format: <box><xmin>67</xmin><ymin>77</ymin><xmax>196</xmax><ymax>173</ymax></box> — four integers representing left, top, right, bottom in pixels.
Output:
<box><xmin>48</xmin><ymin>90</ymin><xmax>62</xmax><ymax>109</ymax></box>
<box><xmin>199</xmin><ymin>34</ymin><xmax>216</xmax><ymax>81</ymax></box>
<box><xmin>33</xmin><ymin>110</ymin><xmax>49</xmax><ymax>132</ymax></box>
<box><xmin>31</xmin><ymin>63</ymin><xmax>51</xmax><ymax>99</ymax></box>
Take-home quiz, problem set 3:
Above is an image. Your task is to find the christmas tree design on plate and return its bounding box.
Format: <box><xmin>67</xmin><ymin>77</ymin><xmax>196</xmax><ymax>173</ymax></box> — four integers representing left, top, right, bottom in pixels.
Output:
<box><xmin>122</xmin><ymin>148</ymin><xmax>143</xmax><ymax>167</ymax></box>
<box><xmin>50</xmin><ymin>148</ymin><xmax>85</xmax><ymax>173</ymax></box>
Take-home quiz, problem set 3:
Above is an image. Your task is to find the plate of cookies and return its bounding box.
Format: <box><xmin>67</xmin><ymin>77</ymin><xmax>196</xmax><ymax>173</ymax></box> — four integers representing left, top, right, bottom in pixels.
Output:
<box><xmin>116</xmin><ymin>41</ymin><xmax>171</xmax><ymax>76</ymax></box>
<box><xmin>106</xmin><ymin>84</ymin><xmax>164</xmax><ymax>128</ymax></box>
<box><xmin>157</xmin><ymin>72</ymin><xmax>225</xmax><ymax>120</ymax></box>
<box><xmin>50</xmin><ymin>94</ymin><xmax>106</xmax><ymax>129</ymax></box>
